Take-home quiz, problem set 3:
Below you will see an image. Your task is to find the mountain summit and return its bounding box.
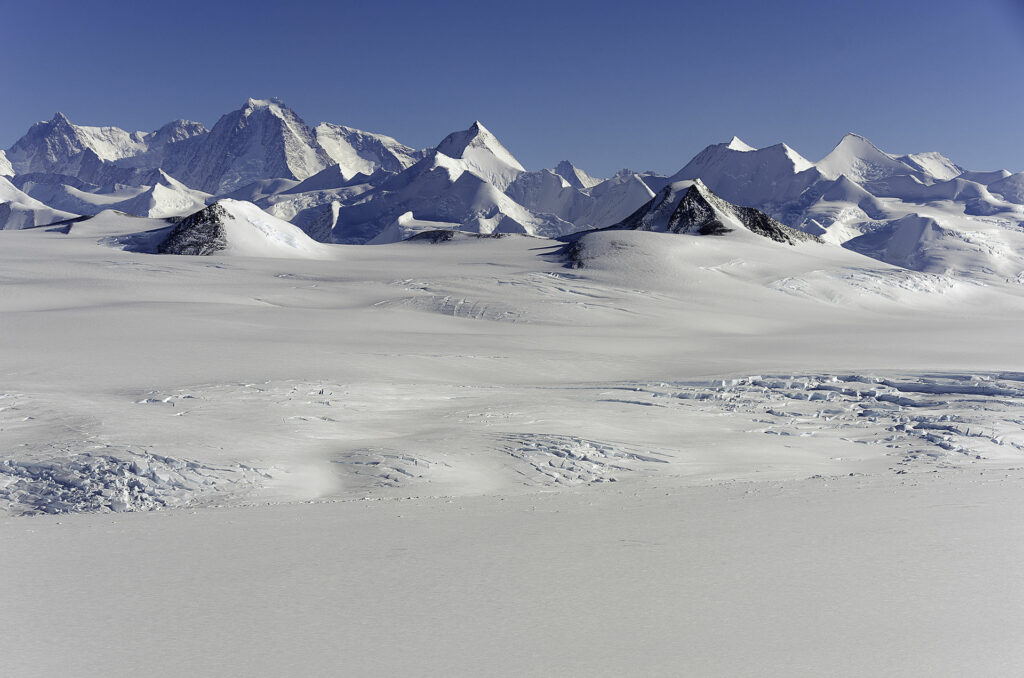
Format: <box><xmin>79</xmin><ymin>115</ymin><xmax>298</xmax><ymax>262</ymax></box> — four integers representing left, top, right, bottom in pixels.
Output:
<box><xmin>6</xmin><ymin>112</ymin><xmax>148</xmax><ymax>175</ymax></box>
<box><xmin>162</xmin><ymin>98</ymin><xmax>334</xmax><ymax>194</ymax></box>
<box><xmin>434</xmin><ymin>121</ymin><xmax>525</xmax><ymax>190</ymax></box>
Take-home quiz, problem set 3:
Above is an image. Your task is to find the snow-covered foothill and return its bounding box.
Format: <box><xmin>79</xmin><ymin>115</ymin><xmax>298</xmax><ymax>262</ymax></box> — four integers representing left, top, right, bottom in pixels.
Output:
<box><xmin>366</xmin><ymin>211</ymin><xmax>463</xmax><ymax>244</ymax></box>
<box><xmin>0</xmin><ymin>176</ymin><xmax>76</xmax><ymax>229</ymax></box>
<box><xmin>115</xmin><ymin>170</ymin><xmax>211</xmax><ymax>218</ymax></box>
<box><xmin>152</xmin><ymin>199</ymin><xmax>334</xmax><ymax>258</ymax></box>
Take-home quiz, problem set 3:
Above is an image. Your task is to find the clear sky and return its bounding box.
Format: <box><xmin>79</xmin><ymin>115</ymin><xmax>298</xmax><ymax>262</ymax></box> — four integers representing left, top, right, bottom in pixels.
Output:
<box><xmin>2</xmin><ymin>0</ymin><xmax>1022</xmax><ymax>176</ymax></box>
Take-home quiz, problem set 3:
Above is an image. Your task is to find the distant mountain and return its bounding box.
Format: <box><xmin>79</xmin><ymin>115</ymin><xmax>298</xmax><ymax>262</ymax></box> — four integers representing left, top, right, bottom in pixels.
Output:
<box><xmin>434</xmin><ymin>121</ymin><xmax>525</xmax><ymax>191</ymax></box>
<box><xmin>320</xmin><ymin>142</ymin><xmax>572</xmax><ymax>244</ymax></box>
<box><xmin>158</xmin><ymin>98</ymin><xmax>333</xmax><ymax>194</ymax></box>
<box><xmin>667</xmin><ymin>138</ymin><xmax>825</xmax><ymax>223</ymax></box>
<box><xmin>553</xmin><ymin>160</ymin><xmax>601</xmax><ymax>190</ymax></box>
<box><xmin>4</xmin><ymin>101</ymin><xmax>1024</xmax><ymax>285</ymax></box>
<box><xmin>816</xmin><ymin>134</ymin><xmax>929</xmax><ymax>184</ymax></box>
<box><xmin>505</xmin><ymin>168</ymin><xmax>655</xmax><ymax>232</ymax></box>
<box><xmin>314</xmin><ymin>123</ymin><xmax>423</xmax><ymax>179</ymax></box>
<box><xmin>6</xmin><ymin>112</ymin><xmax>148</xmax><ymax>175</ymax></box>
<box><xmin>0</xmin><ymin>99</ymin><xmax>419</xmax><ymax>194</ymax></box>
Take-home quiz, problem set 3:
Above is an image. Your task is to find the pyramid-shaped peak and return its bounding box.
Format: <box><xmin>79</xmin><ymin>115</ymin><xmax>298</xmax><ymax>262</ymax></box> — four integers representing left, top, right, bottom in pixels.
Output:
<box><xmin>154</xmin><ymin>168</ymin><xmax>185</xmax><ymax>186</ymax></box>
<box><xmin>553</xmin><ymin>160</ymin><xmax>602</xmax><ymax>190</ymax></box>
<box><xmin>816</xmin><ymin>132</ymin><xmax>922</xmax><ymax>183</ymax></box>
<box><xmin>767</xmin><ymin>142</ymin><xmax>814</xmax><ymax>172</ymax></box>
<box><xmin>437</xmin><ymin>121</ymin><xmax>495</xmax><ymax>150</ymax></box>
<box><xmin>434</xmin><ymin>121</ymin><xmax>525</xmax><ymax>173</ymax></box>
<box><xmin>726</xmin><ymin>136</ymin><xmax>756</xmax><ymax>152</ymax></box>
<box><xmin>828</xmin><ymin>132</ymin><xmax>888</xmax><ymax>156</ymax></box>
<box><xmin>841</xmin><ymin>132</ymin><xmax>872</xmax><ymax>143</ymax></box>
<box><xmin>49</xmin><ymin>112</ymin><xmax>73</xmax><ymax>126</ymax></box>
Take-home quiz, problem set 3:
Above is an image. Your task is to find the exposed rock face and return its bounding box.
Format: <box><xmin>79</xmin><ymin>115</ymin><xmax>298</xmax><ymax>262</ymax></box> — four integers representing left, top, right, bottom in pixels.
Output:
<box><xmin>156</xmin><ymin>203</ymin><xmax>228</xmax><ymax>255</ymax></box>
<box><xmin>615</xmin><ymin>180</ymin><xmax>820</xmax><ymax>245</ymax></box>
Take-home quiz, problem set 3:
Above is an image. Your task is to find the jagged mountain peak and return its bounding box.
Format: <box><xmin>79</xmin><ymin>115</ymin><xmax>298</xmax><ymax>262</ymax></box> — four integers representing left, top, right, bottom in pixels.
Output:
<box><xmin>49</xmin><ymin>111</ymin><xmax>73</xmax><ymax>126</ymax></box>
<box><xmin>822</xmin><ymin>132</ymin><xmax>888</xmax><ymax>158</ymax></box>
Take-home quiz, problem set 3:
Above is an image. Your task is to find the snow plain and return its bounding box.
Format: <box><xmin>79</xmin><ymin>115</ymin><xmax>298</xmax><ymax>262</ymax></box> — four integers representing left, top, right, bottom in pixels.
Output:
<box><xmin>2</xmin><ymin>219</ymin><xmax>1024</xmax><ymax>676</ymax></box>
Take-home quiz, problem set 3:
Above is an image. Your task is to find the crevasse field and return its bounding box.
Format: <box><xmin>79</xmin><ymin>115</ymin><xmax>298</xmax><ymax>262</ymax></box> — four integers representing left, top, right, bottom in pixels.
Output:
<box><xmin>3</xmin><ymin>212</ymin><xmax>1024</xmax><ymax>676</ymax></box>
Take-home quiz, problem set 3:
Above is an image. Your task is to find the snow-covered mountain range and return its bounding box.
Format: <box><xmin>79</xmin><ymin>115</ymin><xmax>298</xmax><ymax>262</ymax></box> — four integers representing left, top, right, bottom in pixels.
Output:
<box><xmin>3</xmin><ymin>97</ymin><xmax>1023</xmax><ymax>284</ymax></box>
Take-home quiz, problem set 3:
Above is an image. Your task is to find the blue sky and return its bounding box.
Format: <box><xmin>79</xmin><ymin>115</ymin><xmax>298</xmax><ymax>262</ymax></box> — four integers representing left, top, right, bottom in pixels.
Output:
<box><xmin>2</xmin><ymin>0</ymin><xmax>1022</xmax><ymax>176</ymax></box>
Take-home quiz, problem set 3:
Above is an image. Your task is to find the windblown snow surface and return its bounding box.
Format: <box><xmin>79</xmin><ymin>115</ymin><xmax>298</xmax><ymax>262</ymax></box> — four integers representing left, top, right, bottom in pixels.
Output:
<box><xmin>2</xmin><ymin>218</ymin><xmax>1024</xmax><ymax>677</ymax></box>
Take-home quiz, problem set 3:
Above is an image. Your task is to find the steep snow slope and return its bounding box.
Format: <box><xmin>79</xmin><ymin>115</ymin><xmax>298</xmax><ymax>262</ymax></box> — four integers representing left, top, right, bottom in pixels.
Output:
<box><xmin>896</xmin><ymin>151</ymin><xmax>963</xmax><ymax>181</ymax></box>
<box><xmin>553</xmin><ymin>160</ymin><xmax>602</xmax><ymax>189</ymax></box>
<box><xmin>0</xmin><ymin>150</ymin><xmax>13</xmax><ymax>177</ymax></box>
<box><xmin>0</xmin><ymin>176</ymin><xmax>76</xmax><ymax>229</ymax></box>
<box><xmin>315</xmin><ymin>123</ymin><xmax>423</xmax><ymax>178</ymax></box>
<box><xmin>987</xmin><ymin>172</ymin><xmax>1024</xmax><ymax>204</ymax></box>
<box><xmin>162</xmin><ymin>99</ymin><xmax>333</xmax><ymax>194</ymax></box>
